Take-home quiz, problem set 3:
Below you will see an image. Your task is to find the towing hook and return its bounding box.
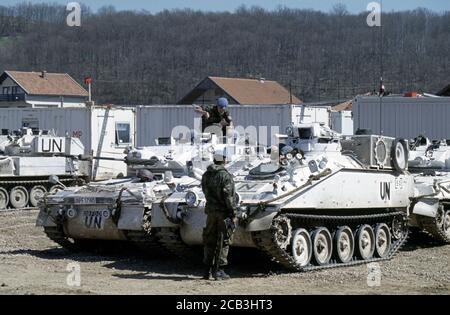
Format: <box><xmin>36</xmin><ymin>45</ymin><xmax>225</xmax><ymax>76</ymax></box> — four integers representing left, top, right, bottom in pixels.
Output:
<box><xmin>160</xmin><ymin>199</ymin><xmax>182</xmax><ymax>225</ymax></box>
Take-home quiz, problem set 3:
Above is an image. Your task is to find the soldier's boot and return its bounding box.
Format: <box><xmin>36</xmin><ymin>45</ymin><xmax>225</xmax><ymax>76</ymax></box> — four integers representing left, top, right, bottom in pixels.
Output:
<box><xmin>213</xmin><ymin>269</ymin><xmax>230</xmax><ymax>281</ymax></box>
<box><xmin>202</xmin><ymin>266</ymin><xmax>213</xmax><ymax>280</ymax></box>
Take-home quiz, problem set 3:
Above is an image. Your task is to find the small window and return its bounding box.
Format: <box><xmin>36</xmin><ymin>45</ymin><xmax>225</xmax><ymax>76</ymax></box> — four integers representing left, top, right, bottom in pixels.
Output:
<box><xmin>298</xmin><ymin>128</ymin><xmax>313</xmax><ymax>139</ymax></box>
<box><xmin>115</xmin><ymin>122</ymin><xmax>131</xmax><ymax>146</ymax></box>
<box><xmin>156</xmin><ymin>137</ymin><xmax>172</xmax><ymax>145</ymax></box>
<box><xmin>22</xmin><ymin>118</ymin><xmax>39</xmax><ymax>129</ymax></box>
<box><xmin>2</xmin><ymin>87</ymin><xmax>9</xmax><ymax>95</ymax></box>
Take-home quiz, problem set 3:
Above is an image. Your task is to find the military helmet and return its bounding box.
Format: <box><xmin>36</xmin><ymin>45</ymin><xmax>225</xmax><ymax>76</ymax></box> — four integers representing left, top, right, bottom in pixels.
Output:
<box><xmin>216</xmin><ymin>97</ymin><xmax>229</xmax><ymax>108</ymax></box>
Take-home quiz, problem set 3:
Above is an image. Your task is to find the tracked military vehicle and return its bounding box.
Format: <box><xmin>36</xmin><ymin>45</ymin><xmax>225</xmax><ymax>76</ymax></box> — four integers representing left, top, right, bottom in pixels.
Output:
<box><xmin>36</xmin><ymin>130</ymin><xmax>263</xmax><ymax>252</ymax></box>
<box><xmin>152</xmin><ymin>123</ymin><xmax>414</xmax><ymax>271</ymax></box>
<box><xmin>0</xmin><ymin>128</ymin><xmax>89</xmax><ymax>210</ymax></box>
<box><xmin>408</xmin><ymin>136</ymin><xmax>450</xmax><ymax>243</ymax></box>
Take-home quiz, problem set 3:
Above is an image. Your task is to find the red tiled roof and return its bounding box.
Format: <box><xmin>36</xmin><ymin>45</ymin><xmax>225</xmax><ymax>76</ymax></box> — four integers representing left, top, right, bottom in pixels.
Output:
<box><xmin>178</xmin><ymin>76</ymin><xmax>302</xmax><ymax>105</ymax></box>
<box><xmin>208</xmin><ymin>76</ymin><xmax>302</xmax><ymax>105</ymax></box>
<box><xmin>332</xmin><ymin>100</ymin><xmax>353</xmax><ymax>111</ymax></box>
<box><xmin>3</xmin><ymin>71</ymin><xmax>88</xmax><ymax>97</ymax></box>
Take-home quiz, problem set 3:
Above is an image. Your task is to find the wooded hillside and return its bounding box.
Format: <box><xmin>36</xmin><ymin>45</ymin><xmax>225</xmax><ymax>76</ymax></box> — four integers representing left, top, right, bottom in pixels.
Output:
<box><xmin>0</xmin><ymin>3</ymin><xmax>449</xmax><ymax>104</ymax></box>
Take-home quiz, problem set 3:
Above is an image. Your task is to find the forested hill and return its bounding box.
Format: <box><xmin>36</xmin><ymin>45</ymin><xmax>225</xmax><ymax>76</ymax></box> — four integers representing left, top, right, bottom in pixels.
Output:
<box><xmin>0</xmin><ymin>3</ymin><xmax>449</xmax><ymax>104</ymax></box>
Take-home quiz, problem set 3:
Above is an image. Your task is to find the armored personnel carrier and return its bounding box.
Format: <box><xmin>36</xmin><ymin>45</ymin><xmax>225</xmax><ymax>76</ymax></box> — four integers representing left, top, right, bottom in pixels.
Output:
<box><xmin>152</xmin><ymin>123</ymin><xmax>414</xmax><ymax>271</ymax></box>
<box><xmin>36</xmin><ymin>131</ymin><xmax>263</xmax><ymax>252</ymax></box>
<box><xmin>408</xmin><ymin>136</ymin><xmax>450</xmax><ymax>243</ymax></box>
<box><xmin>124</xmin><ymin>132</ymin><xmax>246</xmax><ymax>178</ymax></box>
<box><xmin>0</xmin><ymin>128</ymin><xmax>89</xmax><ymax>210</ymax></box>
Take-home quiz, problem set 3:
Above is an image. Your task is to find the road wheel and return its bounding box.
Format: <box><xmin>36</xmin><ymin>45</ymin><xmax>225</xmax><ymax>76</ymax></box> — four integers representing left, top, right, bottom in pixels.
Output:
<box><xmin>0</xmin><ymin>187</ymin><xmax>9</xmax><ymax>210</ymax></box>
<box><xmin>272</xmin><ymin>216</ymin><xmax>292</xmax><ymax>250</ymax></box>
<box><xmin>29</xmin><ymin>185</ymin><xmax>47</xmax><ymax>207</ymax></box>
<box><xmin>291</xmin><ymin>228</ymin><xmax>312</xmax><ymax>267</ymax></box>
<box><xmin>356</xmin><ymin>224</ymin><xmax>375</xmax><ymax>260</ymax></box>
<box><xmin>311</xmin><ymin>227</ymin><xmax>333</xmax><ymax>266</ymax></box>
<box><xmin>443</xmin><ymin>210</ymin><xmax>450</xmax><ymax>240</ymax></box>
<box><xmin>334</xmin><ymin>226</ymin><xmax>354</xmax><ymax>263</ymax></box>
<box><xmin>9</xmin><ymin>186</ymin><xmax>29</xmax><ymax>209</ymax></box>
<box><xmin>374</xmin><ymin>223</ymin><xmax>391</xmax><ymax>258</ymax></box>
<box><xmin>391</xmin><ymin>216</ymin><xmax>406</xmax><ymax>240</ymax></box>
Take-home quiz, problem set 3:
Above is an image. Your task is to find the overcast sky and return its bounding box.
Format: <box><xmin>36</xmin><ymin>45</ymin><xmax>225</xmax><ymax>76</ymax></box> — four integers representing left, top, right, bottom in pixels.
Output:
<box><xmin>2</xmin><ymin>0</ymin><xmax>450</xmax><ymax>13</ymax></box>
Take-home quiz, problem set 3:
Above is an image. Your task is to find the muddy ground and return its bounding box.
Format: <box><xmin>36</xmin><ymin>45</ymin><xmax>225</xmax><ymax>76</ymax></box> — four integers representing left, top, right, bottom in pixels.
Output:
<box><xmin>0</xmin><ymin>209</ymin><xmax>449</xmax><ymax>295</ymax></box>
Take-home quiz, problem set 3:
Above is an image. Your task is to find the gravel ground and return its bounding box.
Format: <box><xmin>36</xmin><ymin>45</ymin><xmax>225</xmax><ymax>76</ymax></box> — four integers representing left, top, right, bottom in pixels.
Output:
<box><xmin>0</xmin><ymin>210</ymin><xmax>449</xmax><ymax>295</ymax></box>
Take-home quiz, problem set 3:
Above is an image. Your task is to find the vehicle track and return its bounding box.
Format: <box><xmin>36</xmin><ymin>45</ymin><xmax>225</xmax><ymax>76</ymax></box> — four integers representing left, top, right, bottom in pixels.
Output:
<box><xmin>252</xmin><ymin>211</ymin><xmax>408</xmax><ymax>272</ymax></box>
<box><xmin>417</xmin><ymin>213</ymin><xmax>450</xmax><ymax>244</ymax></box>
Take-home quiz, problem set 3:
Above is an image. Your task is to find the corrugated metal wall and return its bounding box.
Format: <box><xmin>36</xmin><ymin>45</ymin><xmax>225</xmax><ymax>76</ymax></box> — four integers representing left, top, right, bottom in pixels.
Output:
<box><xmin>136</xmin><ymin>105</ymin><xmax>331</xmax><ymax>146</ymax></box>
<box><xmin>229</xmin><ymin>105</ymin><xmax>292</xmax><ymax>146</ymax></box>
<box><xmin>136</xmin><ymin>105</ymin><xmax>197</xmax><ymax>146</ymax></box>
<box><xmin>353</xmin><ymin>96</ymin><xmax>450</xmax><ymax>139</ymax></box>
<box><xmin>0</xmin><ymin>108</ymin><xmax>92</xmax><ymax>150</ymax></box>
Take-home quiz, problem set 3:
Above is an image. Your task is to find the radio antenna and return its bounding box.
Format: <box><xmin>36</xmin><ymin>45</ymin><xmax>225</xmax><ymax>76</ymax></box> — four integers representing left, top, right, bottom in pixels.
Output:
<box><xmin>378</xmin><ymin>0</ymin><xmax>384</xmax><ymax>135</ymax></box>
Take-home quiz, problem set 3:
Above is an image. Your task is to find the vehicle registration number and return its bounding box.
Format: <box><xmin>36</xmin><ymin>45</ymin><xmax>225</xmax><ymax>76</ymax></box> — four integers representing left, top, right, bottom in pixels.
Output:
<box><xmin>74</xmin><ymin>197</ymin><xmax>96</xmax><ymax>204</ymax></box>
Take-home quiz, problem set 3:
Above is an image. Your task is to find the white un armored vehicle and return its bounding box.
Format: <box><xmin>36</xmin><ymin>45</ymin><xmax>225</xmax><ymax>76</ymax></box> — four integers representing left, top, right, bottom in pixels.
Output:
<box><xmin>151</xmin><ymin>123</ymin><xmax>414</xmax><ymax>271</ymax></box>
<box><xmin>0</xmin><ymin>128</ymin><xmax>88</xmax><ymax>210</ymax></box>
<box><xmin>408</xmin><ymin>136</ymin><xmax>450</xmax><ymax>243</ymax></box>
<box><xmin>36</xmin><ymin>131</ymin><xmax>263</xmax><ymax>252</ymax></box>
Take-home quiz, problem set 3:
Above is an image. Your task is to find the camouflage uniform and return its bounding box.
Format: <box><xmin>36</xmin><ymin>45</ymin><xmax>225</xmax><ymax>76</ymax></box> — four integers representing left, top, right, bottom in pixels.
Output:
<box><xmin>201</xmin><ymin>164</ymin><xmax>236</xmax><ymax>267</ymax></box>
<box><xmin>201</xmin><ymin>105</ymin><xmax>233</xmax><ymax>135</ymax></box>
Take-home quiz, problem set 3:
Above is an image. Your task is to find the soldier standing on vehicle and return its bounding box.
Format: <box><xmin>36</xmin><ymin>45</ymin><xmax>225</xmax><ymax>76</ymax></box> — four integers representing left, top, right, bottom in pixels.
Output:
<box><xmin>194</xmin><ymin>97</ymin><xmax>233</xmax><ymax>135</ymax></box>
<box><xmin>201</xmin><ymin>148</ymin><xmax>236</xmax><ymax>281</ymax></box>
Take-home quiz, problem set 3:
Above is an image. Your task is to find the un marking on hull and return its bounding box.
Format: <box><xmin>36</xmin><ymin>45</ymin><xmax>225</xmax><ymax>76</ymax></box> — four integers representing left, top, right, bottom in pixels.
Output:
<box><xmin>380</xmin><ymin>182</ymin><xmax>391</xmax><ymax>201</ymax></box>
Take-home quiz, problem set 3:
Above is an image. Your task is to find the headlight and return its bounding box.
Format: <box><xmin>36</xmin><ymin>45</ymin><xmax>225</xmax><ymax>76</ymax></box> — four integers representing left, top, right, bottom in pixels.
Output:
<box><xmin>319</xmin><ymin>158</ymin><xmax>328</xmax><ymax>170</ymax></box>
<box><xmin>102</xmin><ymin>210</ymin><xmax>110</xmax><ymax>219</ymax></box>
<box><xmin>66</xmin><ymin>207</ymin><xmax>77</xmax><ymax>219</ymax></box>
<box><xmin>176</xmin><ymin>184</ymin><xmax>186</xmax><ymax>192</ymax></box>
<box><xmin>185</xmin><ymin>191</ymin><xmax>199</xmax><ymax>207</ymax></box>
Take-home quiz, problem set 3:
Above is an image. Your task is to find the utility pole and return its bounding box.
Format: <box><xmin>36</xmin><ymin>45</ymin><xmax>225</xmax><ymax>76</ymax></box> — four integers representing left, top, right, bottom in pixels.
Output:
<box><xmin>289</xmin><ymin>81</ymin><xmax>293</xmax><ymax>104</ymax></box>
<box><xmin>84</xmin><ymin>76</ymin><xmax>93</xmax><ymax>104</ymax></box>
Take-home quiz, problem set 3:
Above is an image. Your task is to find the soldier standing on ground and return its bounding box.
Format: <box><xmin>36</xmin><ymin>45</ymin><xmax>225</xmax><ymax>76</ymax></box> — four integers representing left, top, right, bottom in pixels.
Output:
<box><xmin>201</xmin><ymin>148</ymin><xmax>236</xmax><ymax>281</ymax></box>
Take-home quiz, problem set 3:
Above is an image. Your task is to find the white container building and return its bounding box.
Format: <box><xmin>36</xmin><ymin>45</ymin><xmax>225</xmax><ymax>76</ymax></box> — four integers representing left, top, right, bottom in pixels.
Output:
<box><xmin>353</xmin><ymin>96</ymin><xmax>450</xmax><ymax>139</ymax></box>
<box><xmin>0</xmin><ymin>106</ymin><xmax>135</xmax><ymax>180</ymax></box>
